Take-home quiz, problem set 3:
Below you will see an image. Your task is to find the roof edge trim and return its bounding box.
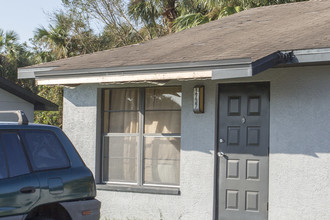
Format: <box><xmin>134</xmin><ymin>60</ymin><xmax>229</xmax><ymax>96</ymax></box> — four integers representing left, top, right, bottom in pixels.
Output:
<box><xmin>18</xmin><ymin>67</ymin><xmax>57</xmax><ymax>79</ymax></box>
<box><xmin>285</xmin><ymin>48</ymin><xmax>330</xmax><ymax>64</ymax></box>
<box><xmin>32</xmin><ymin>58</ymin><xmax>252</xmax><ymax>78</ymax></box>
<box><xmin>212</xmin><ymin>51</ymin><xmax>291</xmax><ymax>80</ymax></box>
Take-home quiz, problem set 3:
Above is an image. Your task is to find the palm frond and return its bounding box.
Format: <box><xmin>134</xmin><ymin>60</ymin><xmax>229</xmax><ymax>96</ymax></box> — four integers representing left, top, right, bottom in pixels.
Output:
<box><xmin>173</xmin><ymin>13</ymin><xmax>210</xmax><ymax>32</ymax></box>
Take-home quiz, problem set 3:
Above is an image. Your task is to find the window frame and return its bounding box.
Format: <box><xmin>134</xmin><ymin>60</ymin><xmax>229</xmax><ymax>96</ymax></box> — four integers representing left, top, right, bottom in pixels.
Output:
<box><xmin>100</xmin><ymin>87</ymin><xmax>181</xmax><ymax>194</ymax></box>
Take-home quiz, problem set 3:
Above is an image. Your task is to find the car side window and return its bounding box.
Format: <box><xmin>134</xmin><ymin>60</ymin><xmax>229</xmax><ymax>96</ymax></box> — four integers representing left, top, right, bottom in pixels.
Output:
<box><xmin>1</xmin><ymin>133</ymin><xmax>30</xmax><ymax>177</ymax></box>
<box><xmin>20</xmin><ymin>130</ymin><xmax>70</xmax><ymax>171</ymax></box>
<box><xmin>0</xmin><ymin>143</ymin><xmax>8</xmax><ymax>179</ymax></box>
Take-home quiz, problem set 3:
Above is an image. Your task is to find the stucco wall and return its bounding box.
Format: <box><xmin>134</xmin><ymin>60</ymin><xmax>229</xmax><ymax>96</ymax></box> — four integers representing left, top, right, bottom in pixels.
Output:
<box><xmin>0</xmin><ymin>88</ymin><xmax>34</xmax><ymax>122</ymax></box>
<box><xmin>62</xmin><ymin>65</ymin><xmax>330</xmax><ymax>220</ymax></box>
<box><xmin>63</xmin><ymin>82</ymin><xmax>217</xmax><ymax>220</ymax></box>
<box><xmin>267</xmin><ymin>66</ymin><xmax>330</xmax><ymax>220</ymax></box>
<box><xmin>220</xmin><ymin>65</ymin><xmax>330</xmax><ymax>220</ymax></box>
<box><xmin>63</xmin><ymin>84</ymin><xmax>98</xmax><ymax>173</ymax></box>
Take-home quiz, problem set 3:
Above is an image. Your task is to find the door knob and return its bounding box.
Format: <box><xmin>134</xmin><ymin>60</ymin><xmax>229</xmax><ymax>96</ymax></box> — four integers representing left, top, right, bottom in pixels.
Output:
<box><xmin>217</xmin><ymin>152</ymin><xmax>226</xmax><ymax>157</ymax></box>
<box><xmin>219</xmin><ymin>138</ymin><xmax>225</xmax><ymax>143</ymax></box>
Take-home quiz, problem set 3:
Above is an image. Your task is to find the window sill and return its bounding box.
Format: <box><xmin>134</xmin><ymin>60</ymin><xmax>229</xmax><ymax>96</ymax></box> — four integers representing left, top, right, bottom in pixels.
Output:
<box><xmin>96</xmin><ymin>183</ymin><xmax>180</xmax><ymax>195</ymax></box>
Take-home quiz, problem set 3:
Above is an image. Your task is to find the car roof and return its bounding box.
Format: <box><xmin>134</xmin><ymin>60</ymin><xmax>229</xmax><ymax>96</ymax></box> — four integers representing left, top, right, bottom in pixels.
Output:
<box><xmin>0</xmin><ymin>122</ymin><xmax>59</xmax><ymax>131</ymax></box>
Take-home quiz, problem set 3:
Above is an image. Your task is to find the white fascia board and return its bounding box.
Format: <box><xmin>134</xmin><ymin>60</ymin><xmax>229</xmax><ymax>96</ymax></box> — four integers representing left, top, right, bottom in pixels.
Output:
<box><xmin>36</xmin><ymin>70</ymin><xmax>213</xmax><ymax>85</ymax></box>
<box><xmin>18</xmin><ymin>67</ymin><xmax>57</xmax><ymax>79</ymax></box>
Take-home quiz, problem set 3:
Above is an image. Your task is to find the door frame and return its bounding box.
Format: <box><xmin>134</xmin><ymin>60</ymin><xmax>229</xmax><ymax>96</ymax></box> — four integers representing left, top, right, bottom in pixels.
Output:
<box><xmin>213</xmin><ymin>82</ymin><xmax>270</xmax><ymax>220</ymax></box>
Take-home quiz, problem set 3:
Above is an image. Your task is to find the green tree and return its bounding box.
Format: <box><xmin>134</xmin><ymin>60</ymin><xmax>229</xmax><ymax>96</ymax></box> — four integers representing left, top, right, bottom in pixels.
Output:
<box><xmin>0</xmin><ymin>29</ymin><xmax>36</xmax><ymax>92</ymax></box>
<box><xmin>128</xmin><ymin>0</ymin><xmax>177</xmax><ymax>35</ymax></box>
<box><xmin>62</xmin><ymin>0</ymin><xmax>145</xmax><ymax>45</ymax></box>
<box><xmin>34</xmin><ymin>85</ymin><xmax>63</xmax><ymax>127</ymax></box>
<box><xmin>33</xmin><ymin>11</ymin><xmax>103</xmax><ymax>60</ymax></box>
<box><xmin>173</xmin><ymin>0</ymin><xmax>307</xmax><ymax>32</ymax></box>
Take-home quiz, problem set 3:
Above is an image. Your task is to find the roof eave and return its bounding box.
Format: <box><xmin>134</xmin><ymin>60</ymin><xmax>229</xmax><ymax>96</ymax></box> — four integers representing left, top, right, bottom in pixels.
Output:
<box><xmin>18</xmin><ymin>48</ymin><xmax>330</xmax><ymax>85</ymax></box>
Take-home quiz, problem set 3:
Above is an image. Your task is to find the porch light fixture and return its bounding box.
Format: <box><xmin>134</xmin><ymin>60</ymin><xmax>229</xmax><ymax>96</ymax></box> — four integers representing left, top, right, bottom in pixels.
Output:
<box><xmin>193</xmin><ymin>85</ymin><xmax>205</xmax><ymax>113</ymax></box>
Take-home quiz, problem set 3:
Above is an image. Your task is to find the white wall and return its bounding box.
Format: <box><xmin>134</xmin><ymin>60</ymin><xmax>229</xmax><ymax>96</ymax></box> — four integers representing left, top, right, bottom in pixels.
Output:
<box><xmin>63</xmin><ymin>65</ymin><xmax>330</xmax><ymax>220</ymax></box>
<box><xmin>267</xmin><ymin>66</ymin><xmax>330</xmax><ymax>220</ymax></box>
<box><xmin>219</xmin><ymin>65</ymin><xmax>330</xmax><ymax>220</ymax></box>
<box><xmin>63</xmin><ymin>84</ymin><xmax>98</xmax><ymax>174</ymax></box>
<box><xmin>0</xmin><ymin>88</ymin><xmax>34</xmax><ymax>122</ymax></box>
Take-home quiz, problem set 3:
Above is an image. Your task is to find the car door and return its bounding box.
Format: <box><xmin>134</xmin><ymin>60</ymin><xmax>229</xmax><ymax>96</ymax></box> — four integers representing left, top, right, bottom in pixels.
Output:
<box><xmin>0</xmin><ymin>132</ymin><xmax>40</xmax><ymax>217</ymax></box>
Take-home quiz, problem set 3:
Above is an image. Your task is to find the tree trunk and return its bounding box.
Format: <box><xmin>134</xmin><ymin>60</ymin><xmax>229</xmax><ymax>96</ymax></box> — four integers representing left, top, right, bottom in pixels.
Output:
<box><xmin>163</xmin><ymin>0</ymin><xmax>177</xmax><ymax>33</ymax></box>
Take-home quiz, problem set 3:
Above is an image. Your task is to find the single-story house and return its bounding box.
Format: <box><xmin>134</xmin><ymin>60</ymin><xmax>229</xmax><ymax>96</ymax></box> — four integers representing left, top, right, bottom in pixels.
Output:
<box><xmin>0</xmin><ymin>76</ymin><xmax>57</xmax><ymax>121</ymax></box>
<box><xmin>18</xmin><ymin>0</ymin><xmax>330</xmax><ymax>219</ymax></box>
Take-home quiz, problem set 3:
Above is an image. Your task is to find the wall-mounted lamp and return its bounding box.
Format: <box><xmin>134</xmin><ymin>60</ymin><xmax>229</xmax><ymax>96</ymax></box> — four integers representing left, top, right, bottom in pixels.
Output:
<box><xmin>193</xmin><ymin>85</ymin><xmax>205</xmax><ymax>113</ymax></box>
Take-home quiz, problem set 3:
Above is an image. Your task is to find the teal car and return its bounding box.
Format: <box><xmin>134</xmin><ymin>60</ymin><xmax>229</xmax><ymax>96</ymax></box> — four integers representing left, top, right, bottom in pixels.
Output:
<box><xmin>0</xmin><ymin>111</ymin><xmax>100</xmax><ymax>220</ymax></box>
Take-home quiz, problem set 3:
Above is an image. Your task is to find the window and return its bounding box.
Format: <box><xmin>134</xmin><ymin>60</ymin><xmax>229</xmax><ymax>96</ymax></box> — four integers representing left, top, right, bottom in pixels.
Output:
<box><xmin>102</xmin><ymin>87</ymin><xmax>181</xmax><ymax>187</ymax></box>
<box><xmin>0</xmin><ymin>133</ymin><xmax>30</xmax><ymax>177</ymax></box>
<box><xmin>20</xmin><ymin>130</ymin><xmax>70</xmax><ymax>171</ymax></box>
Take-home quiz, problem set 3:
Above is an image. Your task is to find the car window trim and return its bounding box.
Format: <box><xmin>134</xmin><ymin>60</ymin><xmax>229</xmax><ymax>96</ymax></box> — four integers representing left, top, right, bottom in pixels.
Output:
<box><xmin>0</xmin><ymin>131</ymin><xmax>33</xmax><ymax>178</ymax></box>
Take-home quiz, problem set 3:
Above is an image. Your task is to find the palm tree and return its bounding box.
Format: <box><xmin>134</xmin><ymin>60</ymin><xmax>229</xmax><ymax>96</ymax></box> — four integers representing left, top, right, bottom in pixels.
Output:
<box><xmin>0</xmin><ymin>29</ymin><xmax>22</xmax><ymax>63</ymax></box>
<box><xmin>0</xmin><ymin>29</ymin><xmax>24</xmax><ymax>81</ymax></box>
<box><xmin>174</xmin><ymin>0</ymin><xmax>308</xmax><ymax>32</ymax></box>
<box><xmin>128</xmin><ymin>0</ymin><xmax>178</xmax><ymax>35</ymax></box>
<box><xmin>34</xmin><ymin>12</ymin><xmax>75</xmax><ymax>59</ymax></box>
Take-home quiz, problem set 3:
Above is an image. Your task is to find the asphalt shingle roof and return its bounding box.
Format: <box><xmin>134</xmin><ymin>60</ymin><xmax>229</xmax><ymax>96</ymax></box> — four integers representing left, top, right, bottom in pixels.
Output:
<box><xmin>25</xmin><ymin>0</ymin><xmax>330</xmax><ymax>72</ymax></box>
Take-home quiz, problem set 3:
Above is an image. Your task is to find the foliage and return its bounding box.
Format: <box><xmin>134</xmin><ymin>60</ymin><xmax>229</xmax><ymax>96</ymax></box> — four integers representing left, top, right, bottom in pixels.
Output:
<box><xmin>0</xmin><ymin>29</ymin><xmax>36</xmax><ymax>92</ymax></box>
<box><xmin>62</xmin><ymin>0</ymin><xmax>145</xmax><ymax>44</ymax></box>
<box><xmin>173</xmin><ymin>0</ymin><xmax>306</xmax><ymax>32</ymax></box>
<box><xmin>33</xmin><ymin>11</ymin><xmax>106</xmax><ymax>60</ymax></box>
<box><xmin>34</xmin><ymin>86</ymin><xmax>63</xmax><ymax>127</ymax></box>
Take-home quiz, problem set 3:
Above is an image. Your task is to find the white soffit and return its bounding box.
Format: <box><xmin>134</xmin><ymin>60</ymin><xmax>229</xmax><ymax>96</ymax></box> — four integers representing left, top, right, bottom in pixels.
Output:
<box><xmin>36</xmin><ymin>70</ymin><xmax>213</xmax><ymax>85</ymax></box>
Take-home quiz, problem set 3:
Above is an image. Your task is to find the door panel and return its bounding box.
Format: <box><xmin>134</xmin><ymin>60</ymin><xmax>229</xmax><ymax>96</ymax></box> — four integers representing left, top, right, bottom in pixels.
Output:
<box><xmin>218</xmin><ymin>83</ymin><xmax>269</xmax><ymax>220</ymax></box>
<box><xmin>0</xmin><ymin>174</ymin><xmax>40</xmax><ymax>217</ymax></box>
<box><xmin>0</xmin><ymin>132</ymin><xmax>40</xmax><ymax>217</ymax></box>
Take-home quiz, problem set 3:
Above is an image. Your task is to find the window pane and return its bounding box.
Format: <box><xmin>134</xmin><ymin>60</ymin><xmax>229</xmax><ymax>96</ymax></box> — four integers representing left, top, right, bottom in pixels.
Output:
<box><xmin>145</xmin><ymin>87</ymin><xmax>182</xmax><ymax>110</ymax></box>
<box><xmin>103</xmin><ymin>136</ymin><xmax>138</xmax><ymax>183</ymax></box>
<box><xmin>144</xmin><ymin>137</ymin><xmax>180</xmax><ymax>185</ymax></box>
<box><xmin>145</xmin><ymin>111</ymin><xmax>181</xmax><ymax>134</ymax></box>
<box><xmin>103</xmin><ymin>89</ymin><xmax>110</xmax><ymax>111</ymax></box>
<box><xmin>109</xmin><ymin>88</ymin><xmax>139</xmax><ymax>111</ymax></box>
<box><xmin>1</xmin><ymin>133</ymin><xmax>30</xmax><ymax>177</ymax></box>
<box><xmin>21</xmin><ymin>131</ymin><xmax>70</xmax><ymax>171</ymax></box>
<box><xmin>103</xmin><ymin>112</ymin><xmax>110</xmax><ymax>133</ymax></box>
<box><xmin>0</xmin><ymin>144</ymin><xmax>8</xmax><ymax>179</ymax></box>
<box><xmin>145</xmin><ymin>87</ymin><xmax>181</xmax><ymax>134</ymax></box>
<box><xmin>109</xmin><ymin>112</ymin><xmax>139</xmax><ymax>133</ymax></box>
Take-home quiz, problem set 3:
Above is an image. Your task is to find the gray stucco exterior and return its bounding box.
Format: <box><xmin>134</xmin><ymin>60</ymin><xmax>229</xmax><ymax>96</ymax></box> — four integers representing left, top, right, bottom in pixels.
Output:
<box><xmin>62</xmin><ymin>65</ymin><xmax>330</xmax><ymax>220</ymax></box>
<box><xmin>0</xmin><ymin>88</ymin><xmax>34</xmax><ymax>122</ymax></box>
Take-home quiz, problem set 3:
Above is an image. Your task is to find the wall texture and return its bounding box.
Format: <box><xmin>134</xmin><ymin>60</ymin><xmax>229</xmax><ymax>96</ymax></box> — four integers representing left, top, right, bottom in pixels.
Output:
<box><xmin>0</xmin><ymin>88</ymin><xmax>34</xmax><ymax>122</ymax></box>
<box><xmin>63</xmin><ymin>84</ymin><xmax>98</xmax><ymax>173</ymax></box>
<box><xmin>62</xmin><ymin>65</ymin><xmax>330</xmax><ymax>220</ymax></box>
<box><xmin>267</xmin><ymin>66</ymin><xmax>330</xmax><ymax>220</ymax></box>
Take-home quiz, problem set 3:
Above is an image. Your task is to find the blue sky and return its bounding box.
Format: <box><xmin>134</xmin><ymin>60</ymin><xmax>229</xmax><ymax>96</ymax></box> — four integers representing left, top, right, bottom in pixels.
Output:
<box><xmin>0</xmin><ymin>0</ymin><xmax>63</xmax><ymax>44</ymax></box>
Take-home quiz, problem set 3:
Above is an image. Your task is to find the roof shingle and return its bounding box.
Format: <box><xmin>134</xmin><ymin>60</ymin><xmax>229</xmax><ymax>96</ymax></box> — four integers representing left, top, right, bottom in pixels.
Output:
<box><xmin>24</xmin><ymin>0</ymin><xmax>330</xmax><ymax>72</ymax></box>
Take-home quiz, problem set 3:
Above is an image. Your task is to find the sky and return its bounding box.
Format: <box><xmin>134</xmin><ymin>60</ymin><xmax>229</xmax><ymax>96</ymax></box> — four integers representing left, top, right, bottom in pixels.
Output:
<box><xmin>0</xmin><ymin>0</ymin><xmax>63</xmax><ymax>44</ymax></box>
